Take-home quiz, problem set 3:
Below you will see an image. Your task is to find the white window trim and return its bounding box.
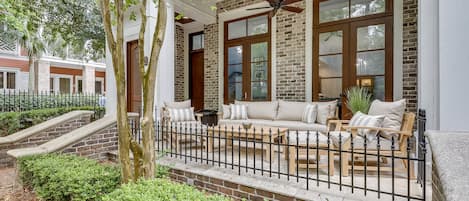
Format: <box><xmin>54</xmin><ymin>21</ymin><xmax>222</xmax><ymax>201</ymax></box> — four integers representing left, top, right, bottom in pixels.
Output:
<box><xmin>50</xmin><ymin>74</ymin><xmax>73</xmax><ymax>94</ymax></box>
<box><xmin>95</xmin><ymin>77</ymin><xmax>105</xmax><ymax>94</ymax></box>
<box><xmin>0</xmin><ymin>67</ymin><xmax>20</xmax><ymax>91</ymax></box>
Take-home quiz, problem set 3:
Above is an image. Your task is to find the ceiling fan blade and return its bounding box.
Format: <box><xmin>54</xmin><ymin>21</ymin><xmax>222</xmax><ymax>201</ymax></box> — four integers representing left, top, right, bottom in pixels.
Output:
<box><xmin>281</xmin><ymin>0</ymin><xmax>302</xmax><ymax>6</ymax></box>
<box><xmin>246</xmin><ymin>6</ymin><xmax>273</xmax><ymax>11</ymax></box>
<box><xmin>282</xmin><ymin>6</ymin><xmax>304</xmax><ymax>13</ymax></box>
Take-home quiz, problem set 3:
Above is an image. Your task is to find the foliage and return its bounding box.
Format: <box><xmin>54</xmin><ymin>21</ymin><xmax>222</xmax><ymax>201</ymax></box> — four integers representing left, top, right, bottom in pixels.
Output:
<box><xmin>0</xmin><ymin>106</ymin><xmax>104</xmax><ymax>137</ymax></box>
<box><xmin>102</xmin><ymin>179</ymin><xmax>229</xmax><ymax>201</ymax></box>
<box><xmin>345</xmin><ymin>86</ymin><xmax>372</xmax><ymax>114</ymax></box>
<box><xmin>18</xmin><ymin>154</ymin><xmax>121</xmax><ymax>201</ymax></box>
<box><xmin>0</xmin><ymin>93</ymin><xmax>103</xmax><ymax>112</ymax></box>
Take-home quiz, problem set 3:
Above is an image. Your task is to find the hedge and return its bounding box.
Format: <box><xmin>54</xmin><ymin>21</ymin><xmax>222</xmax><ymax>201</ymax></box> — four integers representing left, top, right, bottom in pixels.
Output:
<box><xmin>0</xmin><ymin>93</ymin><xmax>102</xmax><ymax>112</ymax></box>
<box><xmin>18</xmin><ymin>154</ymin><xmax>121</xmax><ymax>201</ymax></box>
<box><xmin>102</xmin><ymin>179</ymin><xmax>229</xmax><ymax>201</ymax></box>
<box><xmin>0</xmin><ymin>106</ymin><xmax>104</xmax><ymax>137</ymax></box>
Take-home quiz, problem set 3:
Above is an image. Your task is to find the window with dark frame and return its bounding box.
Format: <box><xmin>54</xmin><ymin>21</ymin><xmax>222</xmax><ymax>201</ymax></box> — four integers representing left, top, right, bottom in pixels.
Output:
<box><xmin>224</xmin><ymin>13</ymin><xmax>271</xmax><ymax>103</ymax></box>
<box><xmin>313</xmin><ymin>0</ymin><xmax>393</xmax><ymax>109</ymax></box>
<box><xmin>0</xmin><ymin>71</ymin><xmax>16</xmax><ymax>89</ymax></box>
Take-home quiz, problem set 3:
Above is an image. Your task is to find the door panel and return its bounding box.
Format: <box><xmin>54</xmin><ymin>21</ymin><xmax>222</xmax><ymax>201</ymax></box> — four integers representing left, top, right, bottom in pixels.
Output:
<box><xmin>190</xmin><ymin>51</ymin><xmax>204</xmax><ymax>111</ymax></box>
<box><xmin>227</xmin><ymin>45</ymin><xmax>244</xmax><ymax>102</ymax></box>
<box><xmin>127</xmin><ymin>41</ymin><xmax>142</xmax><ymax>113</ymax></box>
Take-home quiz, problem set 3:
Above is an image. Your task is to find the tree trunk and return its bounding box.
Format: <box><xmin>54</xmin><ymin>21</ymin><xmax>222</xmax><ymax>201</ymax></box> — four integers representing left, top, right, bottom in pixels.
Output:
<box><xmin>28</xmin><ymin>57</ymin><xmax>34</xmax><ymax>91</ymax></box>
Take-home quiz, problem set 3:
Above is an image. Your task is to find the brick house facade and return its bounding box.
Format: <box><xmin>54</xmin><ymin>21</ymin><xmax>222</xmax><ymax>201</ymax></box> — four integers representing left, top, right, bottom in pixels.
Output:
<box><xmin>175</xmin><ymin>0</ymin><xmax>419</xmax><ymax>112</ymax></box>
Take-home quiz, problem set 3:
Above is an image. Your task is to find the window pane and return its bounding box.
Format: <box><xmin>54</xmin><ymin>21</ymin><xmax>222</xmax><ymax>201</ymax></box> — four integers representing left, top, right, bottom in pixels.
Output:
<box><xmin>319</xmin><ymin>31</ymin><xmax>343</xmax><ymax>55</ymax></box>
<box><xmin>251</xmin><ymin>42</ymin><xmax>268</xmax><ymax>82</ymax></box>
<box><xmin>357</xmin><ymin>76</ymin><xmax>384</xmax><ymax>100</ymax></box>
<box><xmin>192</xmin><ymin>34</ymin><xmax>203</xmax><ymax>50</ymax></box>
<box><xmin>201</xmin><ymin>34</ymin><xmax>205</xmax><ymax>48</ymax></box>
<box><xmin>0</xmin><ymin>73</ymin><xmax>3</xmax><ymax>88</ymax></box>
<box><xmin>251</xmin><ymin>42</ymin><xmax>268</xmax><ymax>61</ymax></box>
<box><xmin>357</xmin><ymin>24</ymin><xmax>385</xmax><ymax>51</ymax></box>
<box><xmin>320</xmin><ymin>78</ymin><xmax>342</xmax><ymax>100</ymax></box>
<box><xmin>95</xmin><ymin>81</ymin><xmax>102</xmax><ymax>94</ymax></box>
<box><xmin>50</xmin><ymin>78</ymin><xmax>54</xmax><ymax>92</ymax></box>
<box><xmin>351</xmin><ymin>0</ymin><xmax>386</xmax><ymax>18</ymax></box>
<box><xmin>248</xmin><ymin>15</ymin><xmax>268</xmax><ymax>36</ymax></box>
<box><xmin>228</xmin><ymin>82</ymin><xmax>243</xmax><ymax>101</ymax></box>
<box><xmin>228</xmin><ymin>64</ymin><xmax>243</xmax><ymax>83</ymax></box>
<box><xmin>78</xmin><ymin>80</ymin><xmax>83</xmax><ymax>93</ymax></box>
<box><xmin>356</xmin><ymin>50</ymin><xmax>385</xmax><ymax>76</ymax></box>
<box><xmin>228</xmin><ymin>46</ymin><xmax>242</xmax><ymax>64</ymax></box>
<box><xmin>319</xmin><ymin>0</ymin><xmax>350</xmax><ymax>23</ymax></box>
<box><xmin>59</xmin><ymin>78</ymin><xmax>70</xmax><ymax>94</ymax></box>
<box><xmin>251</xmin><ymin>81</ymin><xmax>268</xmax><ymax>100</ymax></box>
<box><xmin>319</xmin><ymin>55</ymin><xmax>342</xmax><ymax>77</ymax></box>
<box><xmin>228</xmin><ymin>20</ymin><xmax>247</xmax><ymax>40</ymax></box>
<box><xmin>6</xmin><ymin>72</ymin><xmax>15</xmax><ymax>89</ymax></box>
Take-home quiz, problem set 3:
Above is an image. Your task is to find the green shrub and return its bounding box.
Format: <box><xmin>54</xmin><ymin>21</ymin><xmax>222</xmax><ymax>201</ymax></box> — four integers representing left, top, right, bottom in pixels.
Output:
<box><xmin>0</xmin><ymin>93</ymin><xmax>102</xmax><ymax>112</ymax></box>
<box><xmin>18</xmin><ymin>154</ymin><xmax>120</xmax><ymax>201</ymax></box>
<box><xmin>0</xmin><ymin>106</ymin><xmax>104</xmax><ymax>136</ymax></box>
<box><xmin>345</xmin><ymin>86</ymin><xmax>372</xmax><ymax>114</ymax></box>
<box><xmin>103</xmin><ymin>179</ymin><xmax>229</xmax><ymax>201</ymax></box>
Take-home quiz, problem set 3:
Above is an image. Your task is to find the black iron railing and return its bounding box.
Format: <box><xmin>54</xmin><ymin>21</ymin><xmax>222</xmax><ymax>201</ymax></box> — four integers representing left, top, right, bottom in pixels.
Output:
<box><xmin>417</xmin><ymin>109</ymin><xmax>427</xmax><ymax>195</ymax></box>
<box><xmin>130</xmin><ymin>116</ymin><xmax>427</xmax><ymax>201</ymax></box>
<box><xmin>0</xmin><ymin>89</ymin><xmax>105</xmax><ymax>111</ymax></box>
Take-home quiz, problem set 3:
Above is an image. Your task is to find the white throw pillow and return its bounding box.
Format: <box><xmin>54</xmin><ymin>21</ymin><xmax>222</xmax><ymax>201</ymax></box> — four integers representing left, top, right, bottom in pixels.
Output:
<box><xmin>315</xmin><ymin>100</ymin><xmax>338</xmax><ymax>125</ymax></box>
<box><xmin>368</xmin><ymin>99</ymin><xmax>406</xmax><ymax>139</ymax></box>
<box><xmin>168</xmin><ymin>107</ymin><xmax>196</xmax><ymax>122</ymax></box>
<box><xmin>349</xmin><ymin>111</ymin><xmax>385</xmax><ymax>141</ymax></box>
<box><xmin>222</xmin><ymin>104</ymin><xmax>231</xmax><ymax>119</ymax></box>
<box><xmin>302</xmin><ymin>104</ymin><xmax>318</xmax><ymax>124</ymax></box>
<box><xmin>230</xmin><ymin>104</ymin><xmax>248</xmax><ymax>120</ymax></box>
<box><xmin>164</xmin><ymin>100</ymin><xmax>191</xmax><ymax>109</ymax></box>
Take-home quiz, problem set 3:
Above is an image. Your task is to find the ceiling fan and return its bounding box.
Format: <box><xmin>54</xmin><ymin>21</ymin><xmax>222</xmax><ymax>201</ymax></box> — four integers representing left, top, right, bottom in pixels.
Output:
<box><xmin>246</xmin><ymin>0</ymin><xmax>304</xmax><ymax>18</ymax></box>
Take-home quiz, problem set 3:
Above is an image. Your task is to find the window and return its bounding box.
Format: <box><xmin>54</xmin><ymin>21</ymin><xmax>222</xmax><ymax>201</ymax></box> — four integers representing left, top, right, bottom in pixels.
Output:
<box><xmin>0</xmin><ymin>71</ymin><xmax>16</xmax><ymax>89</ymax></box>
<box><xmin>191</xmin><ymin>33</ymin><xmax>204</xmax><ymax>50</ymax></box>
<box><xmin>50</xmin><ymin>75</ymin><xmax>73</xmax><ymax>94</ymax></box>
<box><xmin>224</xmin><ymin>14</ymin><xmax>271</xmax><ymax>103</ymax></box>
<box><xmin>77</xmin><ymin>79</ymin><xmax>83</xmax><ymax>93</ymax></box>
<box><xmin>95</xmin><ymin>80</ymin><xmax>103</xmax><ymax>94</ymax></box>
<box><xmin>59</xmin><ymin>78</ymin><xmax>71</xmax><ymax>94</ymax></box>
<box><xmin>313</xmin><ymin>0</ymin><xmax>393</xmax><ymax>117</ymax></box>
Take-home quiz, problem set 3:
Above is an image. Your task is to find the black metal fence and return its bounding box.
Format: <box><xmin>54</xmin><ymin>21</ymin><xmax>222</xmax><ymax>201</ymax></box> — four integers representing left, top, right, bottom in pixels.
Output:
<box><xmin>130</xmin><ymin>117</ymin><xmax>427</xmax><ymax>201</ymax></box>
<box><xmin>417</xmin><ymin>109</ymin><xmax>427</xmax><ymax>194</ymax></box>
<box><xmin>0</xmin><ymin>89</ymin><xmax>105</xmax><ymax>113</ymax></box>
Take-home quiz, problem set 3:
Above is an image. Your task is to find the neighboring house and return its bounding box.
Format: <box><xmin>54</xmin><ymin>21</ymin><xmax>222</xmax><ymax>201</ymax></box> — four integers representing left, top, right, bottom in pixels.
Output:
<box><xmin>106</xmin><ymin>0</ymin><xmax>469</xmax><ymax>131</ymax></box>
<box><xmin>0</xmin><ymin>35</ymin><xmax>106</xmax><ymax>94</ymax></box>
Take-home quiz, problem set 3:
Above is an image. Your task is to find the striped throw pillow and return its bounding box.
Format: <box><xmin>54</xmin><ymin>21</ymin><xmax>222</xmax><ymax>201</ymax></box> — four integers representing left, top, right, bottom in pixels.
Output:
<box><xmin>349</xmin><ymin>111</ymin><xmax>385</xmax><ymax>141</ymax></box>
<box><xmin>230</xmin><ymin>104</ymin><xmax>248</xmax><ymax>120</ymax></box>
<box><xmin>168</xmin><ymin>107</ymin><xmax>196</xmax><ymax>122</ymax></box>
<box><xmin>302</xmin><ymin>104</ymin><xmax>318</xmax><ymax>123</ymax></box>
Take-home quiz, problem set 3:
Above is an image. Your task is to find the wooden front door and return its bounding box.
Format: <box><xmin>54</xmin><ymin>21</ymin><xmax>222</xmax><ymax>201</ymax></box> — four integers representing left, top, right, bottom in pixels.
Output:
<box><xmin>189</xmin><ymin>32</ymin><xmax>205</xmax><ymax>111</ymax></box>
<box><xmin>126</xmin><ymin>40</ymin><xmax>142</xmax><ymax>113</ymax></box>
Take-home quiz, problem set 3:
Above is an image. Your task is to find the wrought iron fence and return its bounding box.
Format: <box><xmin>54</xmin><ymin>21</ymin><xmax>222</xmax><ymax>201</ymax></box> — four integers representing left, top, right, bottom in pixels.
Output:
<box><xmin>0</xmin><ymin>89</ymin><xmax>105</xmax><ymax>112</ymax></box>
<box><xmin>130</xmin><ymin>116</ymin><xmax>427</xmax><ymax>201</ymax></box>
<box><xmin>417</xmin><ymin>109</ymin><xmax>427</xmax><ymax>193</ymax></box>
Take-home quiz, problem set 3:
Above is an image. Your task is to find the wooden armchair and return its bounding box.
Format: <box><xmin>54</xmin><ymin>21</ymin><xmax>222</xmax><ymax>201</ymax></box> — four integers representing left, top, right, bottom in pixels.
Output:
<box><xmin>328</xmin><ymin>112</ymin><xmax>416</xmax><ymax>178</ymax></box>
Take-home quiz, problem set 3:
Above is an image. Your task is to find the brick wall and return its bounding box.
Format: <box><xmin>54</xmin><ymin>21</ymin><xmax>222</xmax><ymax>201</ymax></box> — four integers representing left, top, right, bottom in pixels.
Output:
<box><xmin>175</xmin><ymin>25</ymin><xmax>185</xmax><ymax>101</ymax></box>
<box><xmin>275</xmin><ymin>1</ymin><xmax>306</xmax><ymax>101</ymax></box>
<box><xmin>61</xmin><ymin>123</ymin><xmax>118</xmax><ymax>161</ymax></box>
<box><xmin>0</xmin><ymin>115</ymin><xmax>92</xmax><ymax>168</ymax></box>
<box><xmin>169</xmin><ymin>168</ymin><xmax>302</xmax><ymax>201</ymax></box>
<box><xmin>204</xmin><ymin>24</ymin><xmax>219</xmax><ymax>110</ymax></box>
<box><xmin>402</xmin><ymin>0</ymin><xmax>418</xmax><ymax>112</ymax></box>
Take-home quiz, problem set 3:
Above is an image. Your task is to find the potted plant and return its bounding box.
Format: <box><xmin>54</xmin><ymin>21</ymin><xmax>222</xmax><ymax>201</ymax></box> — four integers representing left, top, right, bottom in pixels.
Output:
<box><xmin>345</xmin><ymin>86</ymin><xmax>372</xmax><ymax>114</ymax></box>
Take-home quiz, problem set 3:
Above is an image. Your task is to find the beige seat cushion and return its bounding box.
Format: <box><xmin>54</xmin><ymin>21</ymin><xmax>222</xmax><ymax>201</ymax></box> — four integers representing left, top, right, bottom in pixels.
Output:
<box><xmin>235</xmin><ymin>101</ymin><xmax>278</xmax><ymax>120</ymax></box>
<box><xmin>166</xmin><ymin>121</ymin><xmax>206</xmax><ymax>134</ymax></box>
<box><xmin>164</xmin><ymin>100</ymin><xmax>191</xmax><ymax>109</ymax></box>
<box><xmin>329</xmin><ymin>131</ymin><xmax>398</xmax><ymax>150</ymax></box>
<box><xmin>276</xmin><ymin>100</ymin><xmax>310</xmax><ymax>121</ymax></box>
<box><xmin>218</xmin><ymin>119</ymin><xmax>328</xmax><ymax>133</ymax></box>
<box><xmin>314</xmin><ymin>100</ymin><xmax>338</xmax><ymax>125</ymax></box>
<box><xmin>287</xmin><ymin>131</ymin><xmax>328</xmax><ymax>146</ymax></box>
<box><xmin>368</xmin><ymin>99</ymin><xmax>406</xmax><ymax>139</ymax></box>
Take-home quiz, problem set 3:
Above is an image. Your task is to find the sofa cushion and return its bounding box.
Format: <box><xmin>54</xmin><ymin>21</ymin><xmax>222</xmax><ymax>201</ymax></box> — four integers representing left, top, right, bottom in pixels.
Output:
<box><xmin>222</xmin><ymin>104</ymin><xmax>231</xmax><ymax>119</ymax></box>
<box><xmin>276</xmin><ymin>100</ymin><xmax>310</xmax><ymax>121</ymax></box>
<box><xmin>349</xmin><ymin>111</ymin><xmax>385</xmax><ymax>141</ymax></box>
<box><xmin>368</xmin><ymin>99</ymin><xmax>406</xmax><ymax>139</ymax></box>
<box><xmin>314</xmin><ymin>100</ymin><xmax>338</xmax><ymax>125</ymax></box>
<box><xmin>235</xmin><ymin>101</ymin><xmax>278</xmax><ymax>120</ymax></box>
<box><xmin>218</xmin><ymin>119</ymin><xmax>328</xmax><ymax>133</ymax></box>
<box><xmin>230</xmin><ymin>104</ymin><xmax>248</xmax><ymax>120</ymax></box>
<box><xmin>302</xmin><ymin>104</ymin><xmax>318</xmax><ymax>123</ymax></box>
<box><xmin>164</xmin><ymin>100</ymin><xmax>191</xmax><ymax>109</ymax></box>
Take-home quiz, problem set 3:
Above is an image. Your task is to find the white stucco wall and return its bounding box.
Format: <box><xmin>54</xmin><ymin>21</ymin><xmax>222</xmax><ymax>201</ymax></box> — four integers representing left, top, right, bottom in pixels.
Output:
<box><xmin>105</xmin><ymin>0</ymin><xmax>175</xmax><ymax>117</ymax></box>
<box><xmin>419</xmin><ymin>0</ymin><xmax>469</xmax><ymax>131</ymax></box>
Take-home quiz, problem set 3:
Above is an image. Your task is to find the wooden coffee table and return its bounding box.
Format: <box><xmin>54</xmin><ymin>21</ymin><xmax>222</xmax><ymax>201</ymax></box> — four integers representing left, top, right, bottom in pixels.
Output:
<box><xmin>207</xmin><ymin>126</ymin><xmax>287</xmax><ymax>161</ymax></box>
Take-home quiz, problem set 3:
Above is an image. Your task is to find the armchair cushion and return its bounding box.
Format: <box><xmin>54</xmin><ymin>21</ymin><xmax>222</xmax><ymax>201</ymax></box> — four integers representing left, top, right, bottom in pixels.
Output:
<box><xmin>329</xmin><ymin>131</ymin><xmax>398</xmax><ymax>150</ymax></box>
<box><xmin>368</xmin><ymin>99</ymin><xmax>406</xmax><ymax>139</ymax></box>
<box><xmin>349</xmin><ymin>112</ymin><xmax>385</xmax><ymax>141</ymax></box>
<box><xmin>168</xmin><ymin>107</ymin><xmax>196</xmax><ymax>122</ymax></box>
<box><xmin>235</xmin><ymin>101</ymin><xmax>278</xmax><ymax>120</ymax></box>
<box><xmin>315</xmin><ymin>100</ymin><xmax>338</xmax><ymax>125</ymax></box>
<box><xmin>164</xmin><ymin>100</ymin><xmax>191</xmax><ymax>109</ymax></box>
<box><xmin>287</xmin><ymin>131</ymin><xmax>328</xmax><ymax>146</ymax></box>
<box><xmin>302</xmin><ymin>104</ymin><xmax>318</xmax><ymax>123</ymax></box>
<box><xmin>222</xmin><ymin>104</ymin><xmax>231</xmax><ymax>119</ymax></box>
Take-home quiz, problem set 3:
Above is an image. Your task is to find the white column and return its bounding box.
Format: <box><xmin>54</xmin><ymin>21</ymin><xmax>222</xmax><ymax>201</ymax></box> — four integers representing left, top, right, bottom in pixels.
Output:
<box><xmin>36</xmin><ymin>60</ymin><xmax>50</xmax><ymax>93</ymax></box>
<box><xmin>82</xmin><ymin>65</ymin><xmax>96</xmax><ymax>94</ymax></box>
